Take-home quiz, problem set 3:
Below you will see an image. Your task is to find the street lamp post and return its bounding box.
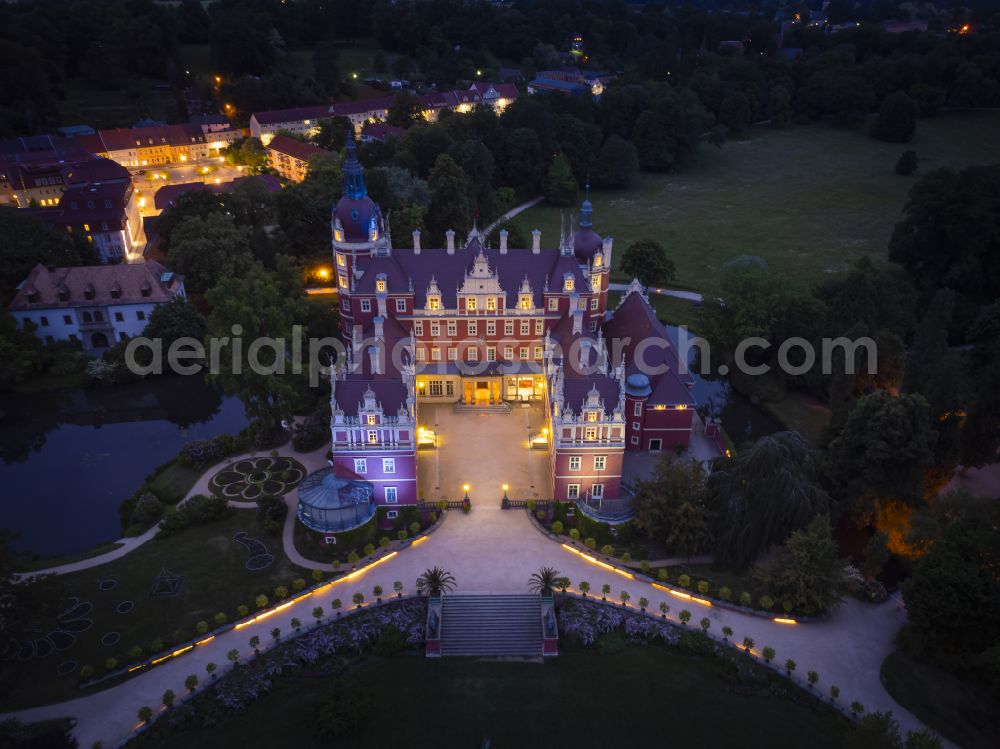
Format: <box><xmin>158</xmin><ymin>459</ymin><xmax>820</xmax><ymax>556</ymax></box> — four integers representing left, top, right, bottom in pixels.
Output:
<box><xmin>501</xmin><ymin>483</ymin><xmax>509</xmax><ymax>509</ymax></box>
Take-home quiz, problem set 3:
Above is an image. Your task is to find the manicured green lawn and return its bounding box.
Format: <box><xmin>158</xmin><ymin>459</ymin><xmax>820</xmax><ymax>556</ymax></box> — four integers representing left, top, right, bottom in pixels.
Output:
<box><xmin>1</xmin><ymin>511</ymin><xmax>309</xmax><ymax>710</ymax></box>
<box><xmin>880</xmin><ymin>650</ymin><xmax>1000</xmax><ymax>749</ymax></box>
<box><xmin>145</xmin><ymin>647</ymin><xmax>847</xmax><ymax>749</ymax></box>
<box><xmin>145</xmin><ymin>460</ymin><xmax>205</xmax><ymax>504</ymax></box>
<box><xmin>15</xmin><ymin>542</ymin><xmax>125</xmax><ymax>573</ymax></box>
<box><xmin>513</xmin><ymin>112</ymin><xmax>1000</xmax><ymax>295</ymax></box>
<box><xmin>759</xmin><ymin>392</ymin><xmax>832</xmax><ymax>447</ymax></box>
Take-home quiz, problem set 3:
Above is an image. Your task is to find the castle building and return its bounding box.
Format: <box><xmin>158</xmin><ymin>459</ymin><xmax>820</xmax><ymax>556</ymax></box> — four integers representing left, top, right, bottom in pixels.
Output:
<box><xmin>315</xmin><ymin>139</ymin><xmax>695</xmax><ymax>525</ymax></box>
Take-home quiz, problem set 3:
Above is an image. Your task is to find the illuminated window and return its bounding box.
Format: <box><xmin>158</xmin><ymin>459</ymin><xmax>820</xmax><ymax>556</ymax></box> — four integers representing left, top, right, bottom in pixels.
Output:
<box><xmin>338</xmin><ymin>274</ymin><xmax>348</xmax><ymax>289</ymax></box>
<box><xmin>376</xmin><ymin>279</ymin><xmax>386</xmax><ymax>292</ymax></box>
<box><xmin>584</xmin><ymin>427</ymin><xmax>598</xmax><ymax>441</ymax></box>
<box><xmin>416</xmin><ymin>348</ymin><xmax>426</xmax><ymax>361</ymax></box>
<box><xmin>519</xmin><ymin>294</ymin><xmax>532</xmax><ymax>309</ymax></box>
<box><xmin>534</xmin><ymin>346</ymin><xmax>543</xmax><ymax>359</ymax></box>
<box><xmin>569</xmin><ymin>456</ymin><xmax>581</xmax><ymax>471</ymax></box>
<box><xmin>592</xmin><ymin>275</ymin><xmax>601</xmax><ymax>292</ymax></box>
<box><xmin>467</xmin><ymin>297</ymin><xmax>477</xmax><ymax>311</ymax></box>
<box><xmin>548</xmin><ymin>298</ymin><xmax>558</xmax><ymax>311</ymax></box>
<box><xmin>428</xmin><ymin>296</ymin><xmax>440</xmax><ymax>310</ymax></box>
<box><xmin>564</xmin><ymin>277</ymin><xmax>575</xmax><ymax>292</ymax></box>
<box><xmin>487</xmin><ymin>296</ymin><xmax>497</xmax><ymax>311</ymax></box>
<box><xmin>586</xmin><ymin>411</ymin><xmax>599</xmax><ymax>422</ymax></box>
<box><xmin>431</xmin><ymin>347</ymin><xmax>441</xmax><ymax>361</ymax></box>
<box><xmin>366</xmin><ymin>414</ymin><xmax>376</xmax><ymax>425</ymax></box>
<box><xmin>83</xmin><ymin>223</ymin><xmax>90</xmax><ymax>231</ymax></box>
<box><xmin>594</xmin><ymin>455</ymin><xmax>606</xmax><ymax>470</ymax></box>
<box><xmin>520</xmin><ymin>346</ymin><xmax>529</xmax><ymax>359</ymax></box>
<box><xmin>367</xmin><ymin>430</ymin><xmax>378</xmax><ymax>444</ymax></box>
<box><xmin>468</xmin><ymin>321</ymin><xmax>477</xmax><ymax>336</ymax></box>
<box><xmin>593</xmin><ymin>255</ymin><xmax>602</xmax><ymax>268</ymax></box>
<box><xmin>567</xmin><ymin>484</ymin><xmax>580</xmax><ymax>499</ymax></box>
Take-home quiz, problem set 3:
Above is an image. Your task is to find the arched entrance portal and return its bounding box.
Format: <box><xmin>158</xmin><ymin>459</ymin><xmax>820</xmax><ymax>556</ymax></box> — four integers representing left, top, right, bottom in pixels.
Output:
<box><xmin>90</xmin><ymin>332</ymin><xmax>110</xmax><ymax>348</ymax></box>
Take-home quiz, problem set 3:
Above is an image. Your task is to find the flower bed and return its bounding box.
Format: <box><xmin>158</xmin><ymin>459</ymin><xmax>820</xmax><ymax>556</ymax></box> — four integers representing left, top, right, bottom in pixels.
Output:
<box><xmin>209</xmin><ymin>456</ymin><xmax>305</xmax><ymax>501</ymax></box>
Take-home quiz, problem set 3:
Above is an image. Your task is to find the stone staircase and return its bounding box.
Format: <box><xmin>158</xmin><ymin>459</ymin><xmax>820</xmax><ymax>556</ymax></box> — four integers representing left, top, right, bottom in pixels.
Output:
<box><xmin>453</xmin><ymin>402</ymin><xmax>512</xmax><ymax>414</ymax></box>
<box><xmin>439</xmin><ymin>595</ymin><xmax>542</xmax><ymax>656</ymax></box>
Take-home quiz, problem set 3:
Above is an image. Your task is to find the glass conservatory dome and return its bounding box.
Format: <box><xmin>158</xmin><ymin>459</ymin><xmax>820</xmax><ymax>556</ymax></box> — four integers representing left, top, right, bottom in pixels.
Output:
<box><xmin>296</xmin><ymin>467</ymin><xmax>376</xmax><ymax>533</ymax></box>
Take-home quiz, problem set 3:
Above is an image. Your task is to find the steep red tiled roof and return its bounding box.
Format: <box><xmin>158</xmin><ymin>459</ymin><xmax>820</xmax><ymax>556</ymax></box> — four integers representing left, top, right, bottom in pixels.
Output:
<box><xmin>265</xmin><ymin>134</ymin><xmax>329</xmax><ymax>163</ymax></box>
<box><xmin>251</xmin><ymin>105</ymin><xmax>331</xmax><ymax>126</ymax></box>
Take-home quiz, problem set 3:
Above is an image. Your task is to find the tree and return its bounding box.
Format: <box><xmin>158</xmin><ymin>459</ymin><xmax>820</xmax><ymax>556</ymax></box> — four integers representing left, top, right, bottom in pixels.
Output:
<box><xmin>620</xmin><ymin>238</ymin><xmax>676</xmax><ymax>287</ymax></box>
<box><xmin>504</xmin><ymin>128</ymin><xmax>545</xmax><ymax>198</ymax></box>
<box><xmin>756</xmin><ymin>516</ymin><xmax>845</xmax><ymax>616</ymax></box>
<box><xmin>719</xmin><ymin>91</ymin><xmax>752</xmax><ymax>135</ymax></box>
<box><xmin>0</xmin><ymin>315</ymin><xmax>44</xmax><ymax>390</ymax></box>
<box><xmin>0</xmin><ymin>207</ymin><xmax>91</xmax><ymax>288</ymax></box>
<box><xmin>631</xmin><ymin>456</ymin><xmax>712</xmax><ymax>557</ymax></box>
<box><xmin>426</xmin><ymin>154</ymin><xmax>473</xmax><ymax>244</ymax></box>
<box><xmin>594</xmin><ymin>135</ymin><xmax>638</xmax><ymax>189</ymax></box>
<box><xmin>221</xmin><ymin>137</ymin><xmax>269</xmax><ymax>174</ymax></box>
<box><xmin>895</xmin><ymin>151</ymin><xmax>917</xmax><ymax>176</ymax></box>
<box><xmin>310</xmin><ymin>680</ymin><xmax>375</xmax><ymax>739</ymax></box>
<box><xmin>167</xmin><ymin>213</ymin><xmax>252</xmax><ymax>294</ymax></box>
<box><xmin>767</xmin><ymin>85</ymin><xmax>792</xmax><ymax>127</ymax></box>
<box><xmin>143</xmin><ymin>297</ymin><xmax>206</xmax><ymax>348</ymax></box>
<box><xmin>708</xmin><ymin>432</ymin><xmax>831</xmax><ymax>569</ymax></box>
<box><xmin>543</xmin><ymin>153</ymin><xmax>577</xmax><ymax>207</ymax></box>
<box><xmin>901</xmin><ymin>519</ymin><xmax>1000</xmax><ymax>666</ymax></box>
<box><xmin>448</xmin><ymin>139</ymin><xmax>495</xmax><ymax>220</ymax></box>
<box><xmin>861</xmin><ymin>532</ymin><xmax>889</xmax><ymax>580</ymax></box>
<box><xmin>871</xmin><ymin>92</ymin><xmax>918</xmax><ymax>144</ymax></box>
<box><xmin>633</xmin><ymin>110</ymin><xmax>678</xmax><ymax>171</ymax></box>
<box><xmin>204</xmin><ymin>257</ymin><xmax>308</xmax><ymax>440</ymax></box>
<box><xmin>387</xmin><ymin>93</ymin><xmax>423</xmax><ymax>128</ymax></box>
<box><xmin>825</xmin><ymin>391</ymin><xmax>937</xmax><ymax>523</ymax></box>
<box><xmin>312</xmin><ymin>41</ymin><xmax>341</xmax><ymax>95</ymax></box>
<box><xmin>312</xmin><ymin>117</ymin><xmax>351</xmax><ymax>151</ymax></box>
<box><xmin>527</xmin><ymin>566</ymin><xmax>560</xmax><ymax>596</ymax></box>
<box><xmin>416</xmin><ymin>566</ymin><xmax>456</xmax><ymax>597</ymax></box>
<box><xmin>185</xmin><ymin>674</ymin><xmax>198</xmax><ymax>692</ymax></box>
<box><xmin>137</xmin><ymin>706</ymin><xmax>153</xmax><ymax>724</ymax></box>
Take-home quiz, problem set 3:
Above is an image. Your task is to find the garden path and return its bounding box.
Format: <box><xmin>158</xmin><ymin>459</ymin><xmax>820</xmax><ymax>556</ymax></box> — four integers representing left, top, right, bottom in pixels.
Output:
<box><xmin>4</xmin><ymin>502</ymin><xmax>946</xmax><ymax>748</ymax></box>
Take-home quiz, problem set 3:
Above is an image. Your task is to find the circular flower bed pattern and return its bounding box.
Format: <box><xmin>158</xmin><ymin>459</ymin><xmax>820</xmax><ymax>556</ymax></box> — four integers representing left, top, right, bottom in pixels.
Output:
<box><xmin>210</xmin><ymin>457</ymin><xmax>305</xmax><ymax>501</ymax></box>
<box><xmin>116</xmin><ymin>601</ymin><xmax>135</xmax><ymax>614</ymax></box>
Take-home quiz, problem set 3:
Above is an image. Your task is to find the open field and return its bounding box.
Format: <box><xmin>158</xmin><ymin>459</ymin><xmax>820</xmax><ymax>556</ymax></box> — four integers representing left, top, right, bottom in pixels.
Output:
<box><xmin>513</xmin><ymin>112</ymin><xmax>1000</xmax><ymax>295</ymax></box>
<box><xmin>1</xmin><ymin>510</ymin><xmax>309</xmax><ymax>710</ymax></box>
<box><xmin>142</xmin><ymin>647</ymin><xmax>848</xmax><ymax>749</ymax></box>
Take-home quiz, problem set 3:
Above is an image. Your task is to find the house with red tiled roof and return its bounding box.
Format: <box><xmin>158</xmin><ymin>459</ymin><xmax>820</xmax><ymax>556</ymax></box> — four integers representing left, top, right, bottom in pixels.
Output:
<box><xmin>8</xmin><ymin>261</ymin><xmax>185</xmax><ymax>351</ymax></box>
<box><xmin>264</xmin><ymin>134</ymin><xmax>330</xmax><ymax>182</ymax></box>
<box><xmin>302</xmin><ymin>139</ymin><xmax>696</xmax><ymax>529</ymax></box>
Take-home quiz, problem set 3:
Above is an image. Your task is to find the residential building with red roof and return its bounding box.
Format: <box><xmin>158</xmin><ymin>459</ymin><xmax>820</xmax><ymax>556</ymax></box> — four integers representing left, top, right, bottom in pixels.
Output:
<box><xmin>307</xmin><ymin>139</ymin><xmax>695</xmax><ymax>526</ymax></box>
<box><xmin>8</xmin><ymin>261</ymin><xmax>185</xmax><ymax>351</ymax></box>
<box><xmin>264</xmin><ymin>134</ymin><xmax>330</xmax><ymax>182</ymax></box>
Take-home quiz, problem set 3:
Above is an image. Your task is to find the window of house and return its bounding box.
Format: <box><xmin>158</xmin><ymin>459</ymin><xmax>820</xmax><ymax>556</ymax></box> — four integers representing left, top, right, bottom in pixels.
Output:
<box><xmin>354</xmin><ymin>458</ymin><xmax>367</xmax><ymax>474</ymax></box>
<box><xmin>564</xmin><ymin>277</ymin><xmax>575</xmax><ymax>292</ymax></box>
<box><xmin>590</xmin><ymin>297</ymin><xmax>599</xmax><ymax>310</ymax></box>
<box><xmin>468</xmin><ymin>347</ymin><xmax>479</xmax><ymax>361</ymax></box>
<box><xmin>504</xmin><ymin>346</ymin><xmax>514</xmax><ymax>359</ymax></box>
<box><xmin>649</xmin><ymin>439</ymin><xmax>662</xmax><ymax>451</ymax></box>
<box><xmin>591</xmin><ymin>483</ymin><xmax>604</xmax><ymax>499</ymax></box>
<box><xmin>396</xmin><ymin>299</ymin><xmax>406</xmax><ymax>312</ymax></box>
<box><xmin>445</xmin><ymin>381</ymin><xmax>455</xmax><ymax>396</ymax></box>
<box><xmin>114</xmin><ymin>312</ymin><xmax>124</xmax><ymax>322</ymax></box>
<box><xmin>448</xmin><ymin>348</ymin><xmax>457</xmax><ymax>361</ymax></box>
<box><xmin>516</xmin><ymin>321</ymin><xmax>527</xmax><ymax>336</ymax></box>
<box><xmin>414</xmin><ymin>321</ymin><xmax>423</xmax><ymax>336</ymax></box>
<box><xmin>586</xmin><ymin>411</ymin><xmax>598</xmax><ymax>422</ymax></box>
<box><xmin>385</xmin><ymin>486</ymin><xmax>398</xmax><ymax>503</ymax></box>
<box><xmin>429</xmin><ymin>380</ymin><xmax>442</xmax><ymax>396</ymax></box>
<box><xmin>415</xmin><ymin>348</ymin><xmax>426</xmax><ymax>361</ymax></box>
<box><xmin>467</xmin><ymin>321</ymin><xmax>477</xmax><ymax>336</ymax></box>
<box><xmin>519</xmin><ymin>346</ymin><xmax>528</xmax><ymax>359</ymax></box>
<box><xmin>447</xmin><ymin>321</ymin><xmax>457</xmax><ymax>337</ymax></box>
<box><xmin>589</xmin><ymin>321</ymin><xmax>598</xmax><ymax>332</ymax></box>
<box><xmin>535</xmin><ymin>320</ymin><xmax>544</xmax><ymax>335</ymax></box>
<box><xmin>386</xmin><ymin>510</ymin><xmax>398</xmax><ymax>519</ymax></box>
<box><xmin>632</xmin><ymin>421</ymin><xmax>641</xmax><ymax>431</ymax></box>
<box><xmin>567</xmin><ymin>484</ymin><xmax>580</xmax><ymax>500</ymax></box>
<box><xmin>40</xmin><ymin>316</ymin><xmax>49</xmax><ymax>326</ymax></box>
<box><xmin>548</xmin><ymin>298</ymin><xmax>558</xmax><ymax>311</ymax></box>
<box><xmin>337</xmin><ymin>253</ymin><xmax>346</xmax><ymax>267</ymax></box>
<box><xmin>367</xmin><ymin>430</ymin><xmax>378</xmax><ymax>444</ymax></box>
<box><xmin>367</xmin><ymin>414</ymin><xmax>377</xmax><ymax>425</ymax></box>
<box><xmin>338</xmin><ymin>274</ymin><xmax>348</xmax><ymax>289</ymax></box>
<box><xmin>487</xmin><ymin>346</ymin><xmax>496</xmax><ymax>361</ymax></box>
<box><xmin>431</xmin><ymin>347</ymin><xmax>441</xmax><ymax>361</ymax></box>
<box><xmin>342</xmin><ymin>297</ymin><xmax>351</xmax><ymax>311</ymax></box>
<box><xmin>519</xmin><ymin>294</ymin><xmax>531</xmax><ymax>309</ymax></box>
<box><xmin>383</xmin><ymin>458</ymin><xmax>395</xmax><ymax>473</ymax></box>
<box><xmin>584</xmin><ymin>426</ymin><xmax>598</xmax><ymax>440</ymax></box>
<box><xmin>430</xmin><ymin>322</ymin><xmax>440</xmax><ymax>337</ymax></box>
<box><xmin>592</xmin><ymin>276</ymin><xmax>601</xmax><ymax>292</ymax></box>
<box><xmin>569</xmin><ymin>456</ymin><xmax>581</xmax><ymax>471</ymax></box>
<box><xmin>135</xmin><ymin>311</ymin><xmax>144</xmax><ymax>321</ymax></box>
<box><xmin>633</xmin><ymin>402</ymin><xmax>642</xmax><ymax>416</ymax></box>
<box><xmin>63</xmin><ymin>315</ymin><xmax>72</xmax><ymax>325</ymax></box>
<box><xmin>376</xmin><ymin>279</ymin><xmax>386</xmax><ymax>292</ymax></box>
<box><xmin>594</xmin><ymin>455</ymin><xmax>606</xmax><ymax>471</ymax></box>
<box><xmin>504</xmin><ymin>320</ymin><xmax>514</xmax><ymax>336</ymax></box>
<box><xmin>487</xmin><ymin>296</ymin><xmax>496</xmax><ymax>310</ymax></box>
<box><xmin>534</xmin><ymin>346</ymin><xmax>543</xmax><ymax>359</ymax></box>
<box><xmin>594</xmin><ymin>255</ymin><xmax>603</xmax><ymax>268</ymax></box>
<box><xmin>467</xmin><ymin>297</ymin><xmax>477</xmax><ymax>311</ymax></box>
<box><xmin>486</xmin><ymin>321</ymin><xmax>496</xmax><ymax>336</ymax></box>
<box><xmin>428</xmin><ymin>296</ymin><xmax>440</xmax><ymax>310</ymax></box>
<box><xmin>360</xmin><ymin>299</ymin><xmax>371</xmax><ymax>312</ymax></box>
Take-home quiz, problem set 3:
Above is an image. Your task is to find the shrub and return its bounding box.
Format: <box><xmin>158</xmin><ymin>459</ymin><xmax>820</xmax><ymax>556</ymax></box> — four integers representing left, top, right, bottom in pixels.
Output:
<box><xmin>699</xmin><ymin>617</ymin><xmax>711</xmax><ymax>632</ymax></box>
<box><xmin>784</xmin><ymin>659</ymin><xmax>796</xmax><ymax>675</ymax></box>
<box><xmin>739</xmin><ymin>591</ymin><xmax>752</xmax><ymax>606</ymax></box>
<box><xmin>584</xmin><ymin>537</ymin><xmax>596</xmax><ymax>549</ymax></box>
<box><xmin>762</xmin><ymin>646</ymin><xmax>775</xmax><ymax>662</ymax></box>
<box><xmin>578</xmin><ymin>581</ymin><xmax>591</xmax><ymax>596</ymax></box>
<box><xmin>659</xmin><ymin>602</ymin><xmax>669</xmax><ymax>617</ymax></box>
<box><xmin>291</xmin><ymin>617</ymin><xmax>302</xmax><ymax>631</ymax></box>
<box><xmin>639</xmin><ymin>560</ymin><xmax>650</xmax><ymax>575</ymax></box>
<box><xmin>312</xmin><ymin>569</ymin><xmax>324</xmax><ymax>582</ymax></box>
<box><xmin>331</xmin><ymin>599</ymin><xmax>342</xmax><ymax>613</ymax></box>
<box><xmin>373</xmin><ymin>625</ymin><xmax>408</xmax><ymax>656</ymax></box>
<box><xmin>347</xmin><ymin>551</ymin><xmax>360</xmax><ymax>564</ymax></box>
<box><xmin>104</xmin><ymin>658</ymin><xmax>118</xmax><ymax>672</ymax></box>
<box><xmin>128</xmin><ymin>646</ymin><xmax>143</xmax><ymax>661</ymax></box>
<box><xmin>226</xmin><ymin>649</ymin><xmax>240</xmax><ymax>664</ymax></box>
<box><xmin>527</xmin><ymin>500</ymin><xmax>536</xmax><ymax>511</ymax></box>
<box><xmin>895</xmin><ymin>150</ymin><xmax>917</xmax><ymax>176</ymax></box>
<box><xmin>249</xmin><ymin>635</ymin><xmax>260</xmax><ymax>652</ymax></box>
<box><xmin>677</xmin><ymin>574</ymin><xmax>691</xmax><ymax>588</ymax></box>
<box><xmin>758</xmin><ymin>595</ymin><xmax>774</xmax><ymax>610</ymax></box>
<box><xmin>619</xmin><ymin>590</ymin><xmax>631</xmax><ymax>605</ymax></box>
<box><xmin>850</xmin><ymin>701</ymin><xmax>864</xmax><ymax>716</ymax></box>
<box><xmin>185</xmin><ymin>674</ymin><xmax>198</xmax><ymax>692</ymax></box>
<box><xmin>195</xmin><ymin>621</ymin><xmax>209</xmax><ymax>635</ymax></box>
<box><xmin>352</xmin><ymin>592</ymin><xmax>365</xmax><ymax>607</ymax></box>
<box><xmin>271</xmin><ymin>628</ymin><xmax>281</xmax><ymax>640</ymax></box>
<box><xmin>312</xmin><ymin>606</ymin><xmax>324</xmax><ymax>623</ymax></box>
<box><xmin>409</xmin><ymin>522</ymin><xmax>420</xmax><ymax>535</ymax></box>
<box><xmin>397</xmin><ymin>530</ymin><xmax>407</xmax><ymax>540</ymax></box>
<box><xmin>601</xmin><ymin>583</ymin><xmax>611</xmax><ymax>599</ymax></box>
<box><xmin>363</xmin><ymin>543</ymin><xmax>375</xmax><ymax>556</ymax></box>
<box><xmin>236</xmin><ymin>605</ymin><xmax>249</xmax><ymax>617</ymax></box>
<box><xmin>137</xmin><ymin>706</ymin><xmax>153</xmax><ymax>724</ymax></box>
<box><xmin>162</xmin><ymin>689</ymin><xmax>175</xmax><ymax>708</ymax></box>
<box><xmin>638</xmin><ymin>597</ymin><xmax>649</xmax><ymax>611</ymax></box>
<box><xmin>80</xmin><ymin>665</ymin><xmax>94</xmax><ymax>679</ymax></box>
<box><xmin>379</xmin><ymin>536</ymin><xmax>390</xmax><ymax>548</ymax></box>
<box><xmin>551</xmin><ymin>520</ymin><xmax>564</xmax><ymax>534</ymax></box>
<box><xmin>131</xmin><ymin>492</ymin><xmax>165</xmax><ymax>526</ymax></box>
<box><xmin>722</xmin><ymin>625</ymin><xmax>733</xmax><ymax>640</ymax></box>
<box><xmin>600</xmin><ymin>544</ymin><xmax>614</xmax><ymax>556</ymax></box>
<box><xmin>274</xmin><ymin>585</ymin><xmax>289</xmax><ymax>600</ymax></box>
<box><xmin>157</xmin><ymin>494</ymin><xmax>230</xmax><ymax>537</ymax></box>
<box><xmin>697</xmin><ymin>580</ymin><xmax>710</xmax><ymax>594</ymax></box>
<box><xmin>437</xmin><ymin>500</ymin><xmax>447</xmax><ymax>511</ymax></box>
<box><xmin>831</xmin><ymin>685</ymin><xmax>840</xmax><ymax>701</ymax></box>
<box><xmin>678</xmin><ymin>609</ymin><xmax>692</xmax><ymax>625</ymax></box>
<box><xmin>205</xmin><ymin>662</ymin><xmax>217</xmax><ymax>677</ymax></box>
<box><xmin>718</xmin><ymin>586</ymin><xmax>732</xmax><ymax>601</ymax></box>
<box><xmin>214</xmin><ymin>612</ymin><xmax>227</xmax><ymax>626</ymax></box>
<box><xmin>292</xmin><ymin>410</ymin><xmax>330</xmax><ymax>451</ymax></box>
<box><xmin>742</xmin><ymin>637</ymin><xmax>755</xmax><ymax>652</ymax></box>
<box><xmin>621</xmin><ymin>552</ymin><xmax>631</xmax><ymax>563</ymax></box>
<box><xmin>569</xmin><ymin>528</ymin><xmax>580</xmax><ymax>540</ymax></box>
<box><xmin>178</xmin><ymin>438</ymin><xmax>227</xmax><ymax>468</ymax></box>
<box><xmin>373</xmin><ymin>585</ymin><xmax>384</xmax><ymax>601</ymax></box>
<box><xmin>657</xmin><ymin>568</ymin><xmax>669</xmax><ymax>582</ymax></box>
<box><xmin>292</xmin><ymin>578</ymin><xmax>306</xmax><ymax>591</ymax></box>
<box><xmin>393</xmin><ymin>581</ymin><xmax>404</xmax><ymax>596</ymax></box>
<box><xmin>310</xmin><ymin>679</ymin><xmax>376</xmax><ymax>739</ymax></box>
<box><xmin>150</xmin><ymin>638</ymin><xmax>163</xmax><ymax>653</ymax></box>
<box><xmin>807</xmin><ymin>670</ymin><xmax>819</xmax><ymax>687</ymax></box>
<box><xmin>255</xmin><ymin>595</ymin><xmax>269</xmax><ymax>609</ymax></box>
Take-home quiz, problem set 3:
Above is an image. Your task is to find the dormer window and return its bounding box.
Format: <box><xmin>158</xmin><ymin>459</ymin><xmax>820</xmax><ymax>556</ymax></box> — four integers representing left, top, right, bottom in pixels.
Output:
<box><xmin>467</xmin><ymin>297</ymin><xmax>477</xmax><ymax>311</ymax></box>
<box><xmin>563</xmin><ymin>275</ymin><xmax>575</xmax><ymax>292</ymax></box>
<box><xmin>376</xmin><ymin>278</ymin><xmax>386</xmax><ymax>292</ymax></box>
<box><xmin>519</xmin><ymin>294</ymin><xmax>532</xmax><ymax>310</ymax></box>
<box><xmin>366</xmin><ymin>414</ymin><xmax>377</xmax><ymax>425</ymax></box>
<box><xmin>368</xmin><ymin>216</ymin><xmax>378</xmax><ymax>242</ymax></box>
<box><xmin>110</xmin><ymin>284</ymin><xmax>121</xmax><ymax>299</ymax></box>
<box><xmin>586</xmin><ymin>411</ymin><xmax>599</xmax><ymax>422</ymax></box>
<box><xmin>58</xmin><ymin>287</ymin><xmax>69</xmax><ymax>302</ymax></box>
<box><xmin>140</xmin><ymin>281</ymin><xmax>152</xmax><ymax>298</ymax></box>
<box><xmin>84</xmin><ymin>284</ymin><xmax>96</xmax><ymax>300</ymax></box>
<box><xmin>334</xmin><ymin>226</ymin><xmax>344</xmax><ymax>242</ymax></box>
<box><xmin>487</xmin><ymin>296</ymin><xmax>496</xmax><ymax>311</ymax></box>
<box><xmin>593</xmin><ymin>255</ymin><xmax>602</xmax><ymax>268</ymax></box>
<box><xmin>26</xmin><ymin>290</ymin><xmax>38</xmax><ymax>303</ymax></box>
<box><xmin>428</xmin><ymin>296</ymin><xmax>441</xmax><ymax>310</ymax></box>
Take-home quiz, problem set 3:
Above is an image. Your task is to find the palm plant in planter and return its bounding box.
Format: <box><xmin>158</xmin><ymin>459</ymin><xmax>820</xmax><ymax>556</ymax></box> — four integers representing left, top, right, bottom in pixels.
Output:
<box><xmin>249</xmin><ymin>635</ymin><xmax>260</xmax><ymax>655</ymax></box>
<box><xmin>528</xmin><ymin>566</ymin><xmax>561</xmax><ymax>597</ymax></box>
<box><xmin>601</xmin><ymin>583</ymin><xmax>611</xmax><ymax>601</ymax></box>
<box><xmin>659</xmin><ymin>602</ymin><xmax>669</xmax><ymax>619</ymax></box>
<box><xmin>578</xmin><ymin>581</ymin><xmax>591</xmax><ymax>597</ymax></box>
<box><xmin>393</xmin><ymin>581</ymin><xmax>404</xmax><ymax>597</ymax></box>
<box><xmin>373</xmin><ymin>585</ymin><xmax>384</xmax><ymax>603</ymax></box>
<box><xmin>331</xmin><ymin>599</ymin><xmax>342</xmax><ymax>616</ymax></box>
<box><xmin>417</xmin><ymin>566</ymin><xmax>457</xmax><ymax>598</ymax></box>
<box><xmin>291</xmin><ymin>617</ymin><xmax>302</xmax><ymax>632</ymax></box>
<box><xmin>352</xmin><ymin>592</ymin><xmax>365</xmax><ymax>608</ymax></box>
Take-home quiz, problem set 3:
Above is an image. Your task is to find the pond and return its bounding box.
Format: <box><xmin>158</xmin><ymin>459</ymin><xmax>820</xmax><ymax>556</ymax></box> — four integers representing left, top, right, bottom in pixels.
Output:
<box><xmin>0</xmin><ymin>375</ymin><xmax>247</xmax><ymax>558</ymax></box>
<box><xmin>664</xmin><ymin>324</ymin><xmax>784</xmax><ymax>445</ymax></box>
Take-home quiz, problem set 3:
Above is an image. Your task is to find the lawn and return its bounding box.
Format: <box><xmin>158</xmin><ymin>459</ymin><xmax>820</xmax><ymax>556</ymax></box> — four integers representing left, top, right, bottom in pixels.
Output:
<box><xmin>1</xmin><ymin>510</ymin><xmax>309</xmax><ymax>710</ymax></box>
<box><xmin>15</xmin><ymin>542</ymin><xmax>125</xmax><ymax>574</ymax></box>
<box><xmin>512</xmin><ymin>112</ymin><xmax>1000</xmax><ymax>296</ymax></box>
<box><xmin>56</xmin><ymin>78</ymin><xmax>179</xmax><ymax>130</ymax></box>
<box><xmin>141</xmin><ymin>647</ymin><xmax>847</xmax><ymax>749</ymax></box>
<box><xmin>759</xmin><ymin>391</ymin><xmax>832</xmax><ymax>447</ymax></box>
<box><xmin>880</xmin><ymin>650</ymin><xmax>1000</xmax><ymax>749</ymax></box>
